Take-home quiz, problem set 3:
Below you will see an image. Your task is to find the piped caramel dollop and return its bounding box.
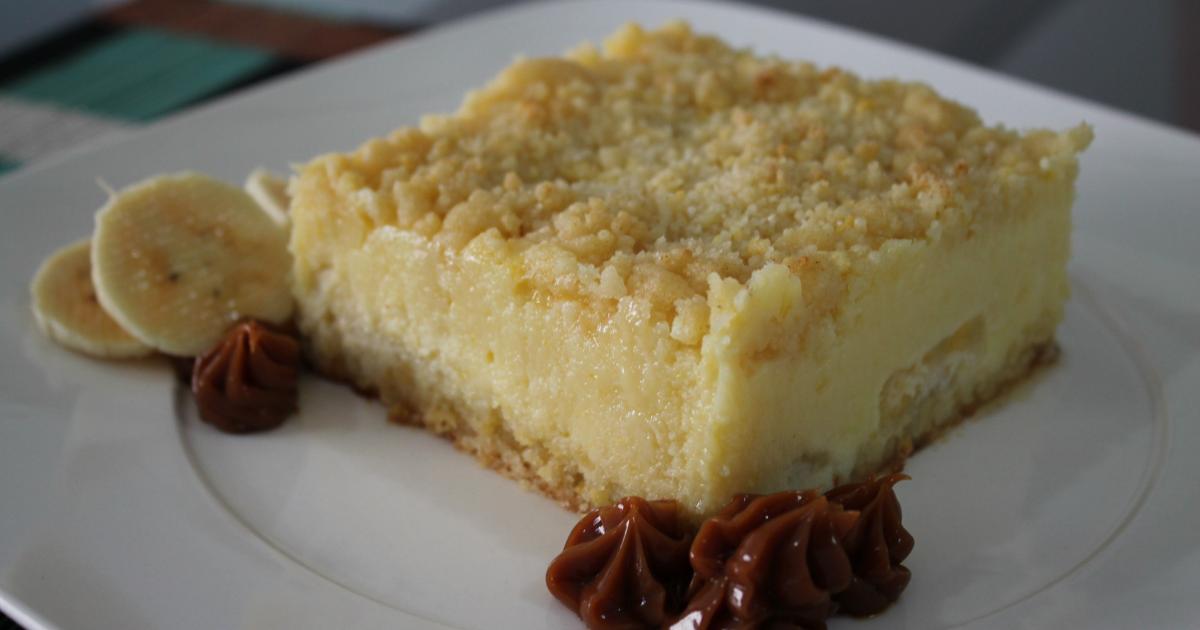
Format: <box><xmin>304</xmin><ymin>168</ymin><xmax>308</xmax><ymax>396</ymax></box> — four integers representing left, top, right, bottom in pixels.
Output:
<box><xmin>546</xmin><ymin>496</ymin><xmax>694</xmax><ymax>628</ymax></box>
<box><xmin>548</xmin><ymin>476</ymin><xmax>913</xmax><ymax>630</ymax></box>
<box><xmin>825</xmin><ymin>473</ymin><xmax>914</xmax><ymax>616</ymax></box>
<box><xmin>676</xmin><ymin>492</ymin><xmax>858</xmax><ymax>629</ymax></box>
<box><xmin>191</xmin><ymin>320</ymin><xmax>300</xmax><ymax>433</ymax></box>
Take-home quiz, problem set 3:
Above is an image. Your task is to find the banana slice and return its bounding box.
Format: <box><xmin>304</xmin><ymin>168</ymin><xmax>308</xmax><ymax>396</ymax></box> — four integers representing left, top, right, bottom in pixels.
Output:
<box><xmin>92</xmin><ymin>172</ymin><xmax>293</xmax><ymax>356</ymax></box>
<box><xmin>30</xmin><ymin>238</ymin><xmax>153</xmax><ymax>358</ymax></box>
<box><xmin>243</xmin><ymin>168</ymin><xmax>290</xmax><ymax>226</ymax></box>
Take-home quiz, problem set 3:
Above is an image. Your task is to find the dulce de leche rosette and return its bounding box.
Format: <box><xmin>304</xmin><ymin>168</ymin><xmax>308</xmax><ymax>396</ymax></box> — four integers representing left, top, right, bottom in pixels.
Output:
<box><xmin>546</xmin><ymin>497</ymin><xmax>694</xmax><ymax>629</ymax></box>
<box><xmin>676</xmin><ymin>491</ymin><xmax>857</xmax><ymax>629</ymax></box>
<box><xmin>824</xmin><ymin>473</ymin><xmax>915</xmax><ymax>616</ymax></box>
<box><xmin>191</xmin><ymin>320</ymin><xmax>301</xmax><ymax>433</ymax></box>
<box><xmin>547</xmin><ymin>475</ymin><xmax>913</xmax><ymax>630</ymax></box>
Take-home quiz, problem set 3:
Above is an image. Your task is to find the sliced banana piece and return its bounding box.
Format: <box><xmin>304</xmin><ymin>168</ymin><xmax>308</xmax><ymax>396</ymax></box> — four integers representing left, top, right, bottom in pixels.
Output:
<box><xmin>92</xmin><ymin>172</ymin><xmax>293</xmax><ymax>356</ymax></box>
<box><xmin>30</xmin><ymin>238</ymin><xmax>153</xmax><ymax>358</ymax></box>
<box><xmin>243</xmin><ymin>168</ymin><xmax>290</xmax><ymax>226</ymax></box>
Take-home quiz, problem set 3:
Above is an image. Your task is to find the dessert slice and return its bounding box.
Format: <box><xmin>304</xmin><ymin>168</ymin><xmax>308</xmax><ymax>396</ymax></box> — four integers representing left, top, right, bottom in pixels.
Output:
<box><xmin>289</xmin><ymin>22</ymin><xmax>1090</xmax><ymax>516</ymax></box>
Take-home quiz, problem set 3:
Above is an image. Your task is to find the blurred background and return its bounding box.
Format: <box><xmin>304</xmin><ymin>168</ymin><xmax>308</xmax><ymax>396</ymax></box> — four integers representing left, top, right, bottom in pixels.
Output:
<box><xmin>0</xmin><ymin>0</ymin><xmax>1195</xmax><ymax>182</ymax></box>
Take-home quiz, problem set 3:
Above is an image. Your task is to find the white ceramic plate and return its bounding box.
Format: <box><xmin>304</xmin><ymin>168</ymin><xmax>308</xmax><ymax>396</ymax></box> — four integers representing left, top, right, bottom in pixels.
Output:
<box><xmin>2</xmin><ymin>1</ymin><xmax>1199</xmax><ymax>628</ymax></box>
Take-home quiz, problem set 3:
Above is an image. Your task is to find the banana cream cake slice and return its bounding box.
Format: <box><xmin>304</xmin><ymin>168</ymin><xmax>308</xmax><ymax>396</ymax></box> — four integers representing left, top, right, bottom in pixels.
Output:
<box><xmin>289</xmin><ymin>22</ymin><xmax>1090</xmax><ymax>516</ymax></box>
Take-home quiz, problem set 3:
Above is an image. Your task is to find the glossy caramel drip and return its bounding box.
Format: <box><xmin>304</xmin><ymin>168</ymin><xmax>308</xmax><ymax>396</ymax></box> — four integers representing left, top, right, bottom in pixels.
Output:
<box><xmin>546</xmin><ymin>497</ymin><xmax>694</xmax><ymax>628</ymax></box>
<box><xmin>191</xmin><ymin>320</ymin><xmax>300</xmax><ymax>433</ymax></box>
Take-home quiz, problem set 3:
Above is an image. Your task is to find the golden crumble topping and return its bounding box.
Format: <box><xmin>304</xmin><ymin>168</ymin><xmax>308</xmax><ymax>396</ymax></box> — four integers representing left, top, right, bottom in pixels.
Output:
<box><xmin>310</xmin><ymin>21</ymin><xmax>1090</xmax><ymax>322</ymax></box>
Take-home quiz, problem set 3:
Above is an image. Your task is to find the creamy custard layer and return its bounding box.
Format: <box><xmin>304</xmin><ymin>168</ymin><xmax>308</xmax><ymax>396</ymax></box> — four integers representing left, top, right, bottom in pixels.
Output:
<box><xmin>289</xmin><ymin>22</ymin><xmax>1090</xmax><ymax>515</ymax></box>
<box><xmin>291</xmin><ymin>189</ymin><xmax>1068</xmax><ymax>514</ymax></box>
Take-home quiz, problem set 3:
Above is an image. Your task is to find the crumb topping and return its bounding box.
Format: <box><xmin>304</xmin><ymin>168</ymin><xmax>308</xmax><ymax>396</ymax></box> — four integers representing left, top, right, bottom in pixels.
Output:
<box><xmin>310</xmin><ymin>21</ymin><xmax>1090</xmax><ymax>321</ymax></box>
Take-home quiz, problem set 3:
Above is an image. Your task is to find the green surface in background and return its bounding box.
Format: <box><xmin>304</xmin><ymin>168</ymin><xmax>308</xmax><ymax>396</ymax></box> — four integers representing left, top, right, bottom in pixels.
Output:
<box><xmin>2</xmin><ymin>28</ymin><xmax>275</xmax><ymax>121</ymax></box>
<box><xmin>0</xmin><ymin>159</ymin><xmax>18</xmax><ymax>177</ymax></box>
